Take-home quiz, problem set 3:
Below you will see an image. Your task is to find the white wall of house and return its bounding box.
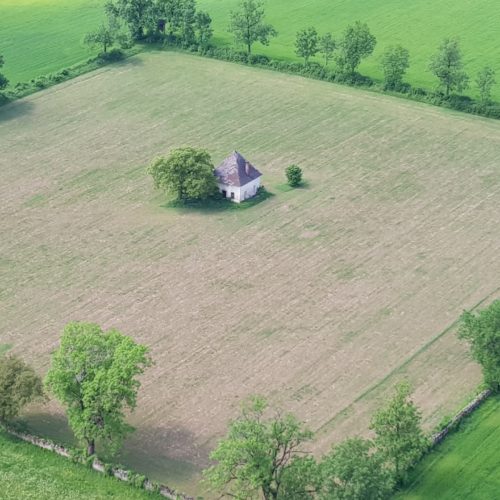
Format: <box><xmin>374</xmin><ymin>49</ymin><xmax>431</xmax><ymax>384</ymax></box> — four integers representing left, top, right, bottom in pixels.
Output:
<box><xmin>217</xmin><ymin>177</ymin><xmax>261</xmax><ymax>203</ymax></box>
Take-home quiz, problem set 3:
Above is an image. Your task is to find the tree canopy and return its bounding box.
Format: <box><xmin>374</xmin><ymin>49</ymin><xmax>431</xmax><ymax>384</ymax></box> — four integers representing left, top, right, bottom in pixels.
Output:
<box><xmin>476</xmin><ymin>67</ymin><xmax>496</xmax><ymax>105</ymax></box>
<box><xmin>0</xmin><ymin>55</ymin><xmax>8</xmax><ymax>91</ymax></box>
<box><xmin>429</xmin><ymin>38</ymin><xmax>469</xmax><ymax>96</ymax></box>
<box><xmin>228</xmin><ymin>0</ymin><xmax>277</xmax><ymax>55</ymax></box>
<box><xmin>381</xmin><ymin>45</ymin><xmax>410</xmax><ymax>90</ymax></box>
<box><xmin>336</xmin><ymin>21</ymin><xmax>376</xmax><ymax>76</ymax></box>
<box><xmin>459</xmin><ymin>300</ymin><xmax>500</xmax><ymax>390</ymax></box>
<box><xmin>204</xmin><ymin>395</ymin><xmax>315</xmax><ymax>499</ymax></box>
<box><xmin>45</xmin><ymin>322</ymin><xmax>151</xmax><ymax>456</ymax></box>
<box><xmin>370</xmin><ymin>382</ymin><xmax>427</xmax><ymax>484</ymax></box>
<box><xmin>295</xmin><ymin>27</ymin><xmax>319</xmax><ymax>65</ymax></box>
<box><xmin>318</xmin><ymin>437</ymin><xmax>394</xmax><ymax>500</ymax></box>
<box><xmin>0</xmin><ymin>354</ymin><xmax>44</xmax><ymax>423</ymax></box>
<box><xmin>319</xmin><ymin>33</ymin><xmax>336</xmax><ymax>67</ymax></box>
<box><xmin>286</xmin><ymin>164</ymin><xmax>303</xmax><ymax>187</ymax></box>
<box><xmin>148</xmin><ymin>147</ymin><xmax>218</xmax><ymax>202</ymax></box>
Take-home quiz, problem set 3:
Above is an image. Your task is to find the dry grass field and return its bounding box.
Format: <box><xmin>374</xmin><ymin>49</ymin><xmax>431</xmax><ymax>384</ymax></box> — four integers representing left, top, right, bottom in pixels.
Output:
<box><xmin>1</xmin><ymin>52</ymin><xmax>499</xmax><ymax>494</ymax></box>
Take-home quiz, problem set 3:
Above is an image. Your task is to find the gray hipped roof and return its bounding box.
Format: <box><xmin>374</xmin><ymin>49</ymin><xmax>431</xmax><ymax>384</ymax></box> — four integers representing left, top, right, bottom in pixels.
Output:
<box><xmin>214</xmin><ymin>151</ymin><xmax>262</xmax><ymax>187</ymax></box>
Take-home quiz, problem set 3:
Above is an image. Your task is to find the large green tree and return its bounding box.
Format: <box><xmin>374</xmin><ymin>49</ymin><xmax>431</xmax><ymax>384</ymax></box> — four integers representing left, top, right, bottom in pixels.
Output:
<box><xmin>295</xmin><ymin>27</ymin><xmax>319</xmax><ymax>66</ymax></box>
<box><xmin>318</xmin><ymin>438</ymin><xmax>394</xmax><ymax>500</ymax></box>
<box><xmin>0</xmin><ymin>55</ymin><xmax>9</xmax><ymax>91</ymax></box>
<box><xmin>204</xmin><ymin>396</ymin><xmax>316</xmax><ymax>499</ymax></box>
<box><xmin>0</xmin><ymin>355</ymin><xmax>44</xmax><ymax>424</ymax></box>
<box><xmin>475</xmin><ymin>66</ymin><xmax>496</xmax><ymax>105</ymax></box>
<box><xmin>195</xmin><ymin>10</ymin><xmax>213</xmax><ymax>48</ymax></box>
<box><xmin>459</xmin><ymin>300</ymin><xmax>500</xmax><ymax>390</ymax></box>
<box><xmin>429</xmin><ymin>38</ymin><xmax>469</xmax><ymax>96</ymax></box>
<box><xmin>110</xmin><ymin>0</ymin><xmax>155</xmax><ymax>39</ymax></box>
<box><xmin>381</xmin><ymin>45</ymin><xmax>410</xmax><ymax>90</ymax></box>
<box><xmin>370</xmin><ymin>382</ymin><xmax>427</xmax><ymax>484</ymax></box>
<box><xmin>228</xmin><ymin>0</ymin><xmax>277</xmax><ymax>55</ymax></box>
<box><xmin>148</xmin><ymin>147</ymin><xmax>217</xmax><ymax>201</ymax></box>
<box><xmin>336</xmin><ymin>21</ymin><xmax>376</xmax><ymax>76</ymax></box>
<box><xmin>45</xmin><ymin>322</ymin><xmax>151</xmax><ymax>456</ymax></box>
<box><xmin>84</xmin><ymin>24</ymin><xmax>118</xmax><ymax>54</ymax></box>
<box><xmin>319</xmin><ymin>33</ymin><xmax>336</xmax><ymax>67</ymax></box>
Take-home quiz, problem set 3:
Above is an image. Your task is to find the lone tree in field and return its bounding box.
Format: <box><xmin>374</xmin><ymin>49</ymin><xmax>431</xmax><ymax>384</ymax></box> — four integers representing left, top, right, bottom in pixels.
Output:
<box><xmin>0</xmin><ymin>354</ymin><xmax>44</xmax><ymax>424</ymax></box>
<box><xmin>381</xmin><ymin>45</ymin><xmax>410</xmax><ymax>90</ymax></box>
<box><xmin>148</xmin><ymin>147</ymin><xmax>218</xmax><ymax>202</ymax></box>
<box><xmin>336</xmin><ymin>21</ymin><xmax>376</xmax><ymax>77</ymax></box>
<box><xmin>286</xmin><ymin>164</ymin><xmax>303</xmax><ymax>187</ymax></box>
<box><xmin>319</xmin><ymin>32</ymin><xmax>336</xmax><ymax>67</ymax></box>
<box><xmin>84</xmin><ymin>24</ymin><xmax>118</xmax><ymax>54</ymax></box>
<box><xmin>228</xmin><ymin>0</ymin><xmax>277</xmax><ymax>55</ymax></box>
<box><xmin>45</xmin><ymin>322</ymin><xmax>151</xmax><ymax>456</ymax></box>
<box><xmin>459</xmin><ymin>300</ymin><xmax>500</xmax><ymax>391</ymax></box>
<box><xmin>318</xmin><ymin>437</ymin><xmax>394</xmax><ymax>499</ymax></box>
<box><xmin>0</xmin><ymin>55</ymin><xmax>9</xmax><ymax>92</ymax></box>
<box><xmin>295</xmin><ymin>27</ymin><xmax>319</xmax><ymax>66</ymax></box>
<box><xmin>475</xmin><ymin>66</ymin><xmax>496</xmax><ymax>105</ymax></box>
<box><xmin>429</xmin><ymin>38</ymin><xmax>469</xmax><ymax>97</ymax></box>
<box><xmin>370</xmin><ymin>382</ymin><xmax>427</xmax><ymax>485</ymax></box>
<box><xmin>204</xmin><ymin>395</ymin><xmax>316</xmax><ymax>499</ymax></box>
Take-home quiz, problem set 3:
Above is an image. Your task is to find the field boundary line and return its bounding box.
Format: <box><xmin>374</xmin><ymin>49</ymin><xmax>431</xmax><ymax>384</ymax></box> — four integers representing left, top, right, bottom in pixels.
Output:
<box><xmin>317</xmin><ymin>287</ymin><xmax>500</xmax><ymax>435</ymax></box>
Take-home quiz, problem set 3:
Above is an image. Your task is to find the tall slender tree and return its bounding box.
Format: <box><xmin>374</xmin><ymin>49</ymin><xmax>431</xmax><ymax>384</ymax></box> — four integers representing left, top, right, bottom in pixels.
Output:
<box><xmin>0</xmin><ymin>55</ymin><xmax>9</xmax><ymax>92</ymax></box>
<box><xmin>295</xmin><ymin>27</ymin><xmax>319</xmax><ymax>65</ymax></box>
<box><xmin>336</xmin><ymin>21</ymin><xmax>376</xmax><ymax>76</ymax></box>
<box><xmin>319</xmin><ymin>32</ymin><xmax>336</xmax><ymax>66</ymax></box>
<box><xmin>475</xmin><ymin>66</ymin><xmax>496</xmax><ymax>105</ymax></box>
<box><xmin>228</xmin><ymin>0</ymin><xmax>277</xmax><ymax>55</ymax></box>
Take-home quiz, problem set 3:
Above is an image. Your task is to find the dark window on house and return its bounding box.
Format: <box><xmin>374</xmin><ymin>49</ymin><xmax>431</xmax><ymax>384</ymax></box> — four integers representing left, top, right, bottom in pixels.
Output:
<box><xmin>230</xmin><ymin>192</ymin><xmax>235</xmax><ymax>199</ymax></box>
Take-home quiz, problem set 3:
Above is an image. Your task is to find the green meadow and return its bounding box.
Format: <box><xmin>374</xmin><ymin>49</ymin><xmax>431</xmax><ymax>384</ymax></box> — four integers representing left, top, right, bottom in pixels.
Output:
<box><xmin>0</xmin><ymin>430</ymin><xmax>160</xmax><ymax>499</ymax></box>
<box><xmin>0</xmin><ymin>0</ymin><xmax>104</xmax><ymax>84</ymax></box>
<box><xmin>1</xmin><ymin>0</ymin><xmax>500</xmax><ymax>98</ymax></box>
<box><xmin>399</xmin><ymin>396</ymin><xmax>500</xmax><ymax>500</ymax></box>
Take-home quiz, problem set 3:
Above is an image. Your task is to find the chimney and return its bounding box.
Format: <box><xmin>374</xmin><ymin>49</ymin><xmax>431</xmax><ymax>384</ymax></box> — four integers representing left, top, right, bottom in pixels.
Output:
<box><xmin>245</xmin><ymin>162</ymin><xmax>250</xmax><ymax>176</ymax></box>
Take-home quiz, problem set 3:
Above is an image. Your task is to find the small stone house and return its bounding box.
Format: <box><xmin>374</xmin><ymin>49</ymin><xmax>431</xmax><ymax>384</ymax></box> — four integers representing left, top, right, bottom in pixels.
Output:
<box><xmin>214</xmin><ymin>151</ymin><xmax>262</xmax><ymax>203</ymax></box>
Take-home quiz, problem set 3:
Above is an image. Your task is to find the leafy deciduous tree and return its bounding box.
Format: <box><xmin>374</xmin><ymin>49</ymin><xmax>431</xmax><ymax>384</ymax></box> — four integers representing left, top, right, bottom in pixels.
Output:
<box><xmin>370</xmin><ymin>382</ymin><xmax>427</xmax><ymax>485</ymax></box>
<box><xmin>0</xmin><ymin>54</ymin><xmax>9</xmax><ymax>91</ymax></box>
<box><xmin>429</xmin><ymin>38</ymin><xmax>469</xmax><ymax>96</ymax></box>
<box><xmin>318</xmin><ymin>438</ymin><xmax>394</xmax><ymax>500</ymax></box>
<box><xmin>204</xmin><ymin>396</ymin><xmax>315</xmax><ymax>499</ymax></box>
<box><xmin>286</xmin><ymin>164</ymin><xmax>303</xmax><ymax>187</ymax></box>
<box><xmin>0</xmin><ymin>355</ymin><xmax>44</xmax><ymax>423</ymax></box>
<box><xmin>475</xmin><ymin>66</ymin><xmax>496</xmax><ymax>105</ymax></box>
<box><xmin>112</xmin><ymin>0</ymin><xmax>155</xmax><ymax>39</ymax></box>
<box><xmin>148</xmin><ymin>147</ymin><xmax>218</xmax><ymax>201</ymax></box>
<box><xmin>381</xmin><ymin>45</ymin><xmax>410</xmax><ymax>90</ymax></box>
<box><xmin>84</xmin><ymin>24</ymin><xmax>117</xmax><ymax>54</ymax></box>
<box><xmin>45</xmin><ymin>322</ymin><xmax>151</xmax><ymax>456</ymax></box>
<box><xmin>319</xmin><ymin>33</ymin><xmax>336</xmax><ymax>67</ymax></box>
<box><xmin>336</xmin><ymin>21</ymin><xmax>376</xmax><ymax>76</ymax></box>
<box><xmin>195</xmin><ymin>10</ymin><xmax>213</xmax><ymax>47</ymax></box>
<box><xmin>228</xmin><ymin>0</ymin><xmax>277</xmax><ymax>55</ymax></box>
<box><xmin>459</xmin><ymin>300</ymin><xmax>500</xmax><ymax>390</ymax></box>
<box><xmin>295</xmin><ymin>27</ymin><xmax>319</xmax><ymax>66</ymax></box>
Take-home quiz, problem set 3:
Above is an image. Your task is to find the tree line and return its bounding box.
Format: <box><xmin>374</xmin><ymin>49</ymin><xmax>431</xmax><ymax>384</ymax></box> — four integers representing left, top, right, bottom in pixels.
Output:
<box><xmin>1</xmin><ymin>300</ymin><xmax>499</xmax><ymax>497</ymax></box>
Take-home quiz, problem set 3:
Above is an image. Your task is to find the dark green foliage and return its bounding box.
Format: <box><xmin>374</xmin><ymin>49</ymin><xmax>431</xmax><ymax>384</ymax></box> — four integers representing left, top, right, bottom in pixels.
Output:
<box><xmin>370</xmin><ymin>382</ymin><xmax>428</xmax><ymax>485</ymax></box>
<box><xmin>45</xmin><ymin>322</ymin><xmax>152</xmax><ymax>456</ymax></box>
<box><xmin>459</xmin><ymin>300</ymin><xmax>500</xmax><ymax>391</ymax></box>
<box><xmin>0</xmin><ymin>354</ymin><xmax>44</xmax><ymax>423</ymax></box>
<box><xmin>429</xmin><ymin>38</ymin><xmax>469</xmax><ymax>96</ymax></box>
<box><xmin>148</xmin><ymin>147</ymin><xmax>218</xmax><ymax>202</ymax></box>
<box><xmin>318</xmin><ymin>438</ymin><xmax>394</xmax><ymax>500</ymax></box>
<box><xmin>204</xmin><ymin>395</ymin><xmax>315</xmax><ymax>499</ymax></box>
<box><xmin>295</xmin><ymin>27</ymin><xmax>319</xmax><ymax>65</ymax></box>
<box><xmin>0</xmin><ymin>54</ymin><xmax>8</xmax><ymax>91</ymax></box>
<box><xmin>228</xmin><ymin>0</ymin><xmax>277</xmax><ymax>54</ymax></box>
<box><xmin>195</xmin><ymin>10</ymin><xmax>213</xmax><ymax>47</ymax></box>
<box><xmin>286</xmin><ymin>164</ymin><xmax>303</xmax><ymax>187</ymax></box>
<box><xmin>381</xmin><ymin>44</ymin><xmax>410</xmax><ymax>90</ymax></box>
<box><xmin>84</xmin><ymin>25</ymin><xmax>117</xmax><ymax>54</ymax></box>
<box><xmin>112</xmin><ymin>0</ymin><xmax>155</xmax><ymax>39</ymax></box>
<box><xmin>319</xmin><ymin>33</ymin><xmax>336</xmax><ymax>66</ymax></box>
<box><xmin>336</xmin><ymin>21</ymin><xmax>376</xmax><ymax>76</ymax></box>
<box><xmin>476</xmin><ymin>66</ymin><xmax>496</xmax><ymax>104</ymax></box>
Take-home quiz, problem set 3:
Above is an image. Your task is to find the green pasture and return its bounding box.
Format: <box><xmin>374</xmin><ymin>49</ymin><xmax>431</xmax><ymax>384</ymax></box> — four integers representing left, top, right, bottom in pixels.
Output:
<box><xmin>0</xmin><ymin>430</ymin><xmax>160</xmax><ymax>499</ymax></box>
<box><xmin>199</xmin><ymin>0</ymin><xmax>500</xmax><ymax>99</ymax></box>
<box><xmin>399</xmin><ymin>396</ymin><xmax>500</xmax><ymax>499</ymax></box>
<box><xmin>0</xmin><ymin>0</ymin><xmax>104</xmax><ymax>84</ymax></box>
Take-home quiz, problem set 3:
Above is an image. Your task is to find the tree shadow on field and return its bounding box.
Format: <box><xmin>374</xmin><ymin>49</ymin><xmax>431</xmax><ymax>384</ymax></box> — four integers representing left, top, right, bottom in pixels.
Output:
<box><xmin>0</xmin><ymin>100</ymin><xmax>35</xmax><ymax>122</ymax></box>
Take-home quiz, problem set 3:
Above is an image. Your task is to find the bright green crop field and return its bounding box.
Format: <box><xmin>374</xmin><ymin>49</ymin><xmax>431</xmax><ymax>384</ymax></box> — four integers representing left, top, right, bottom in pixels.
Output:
<box><xmin>399</xmin><ymin>396</ymin><xmax>500</xmax><ymax>499</ymax></box>
<box><xmin>0</xmin><ymin>430</ymin><xmax>160</xmax><ymax>499</ymax></box>
<box><xmin>1</xmin><ymin>0</ymin><xmax>500</xmax><ymax>98</ymax></box>
<box><xmin>0</xmin><ymin>0</ymin><xmax>104</xmax><ymax>84</ymax></box>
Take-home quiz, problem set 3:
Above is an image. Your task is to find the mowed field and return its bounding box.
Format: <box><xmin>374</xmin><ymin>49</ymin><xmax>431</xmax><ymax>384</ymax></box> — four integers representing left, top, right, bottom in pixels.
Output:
<box><xmin>399</xmin><ymin>396</ymin><xmax>500</xmax><ymax>499</ymax></box>
<box><xmin>1</xmin><ymin>52</ymin><xmax>500</xmax><ymax>493</ymax></box>
<box><xmin>2</xmin><ymin>0</ymin><xmax>500</xmax><ymax>100</ymax></box>
<box><xmin>0</xmin><ymin>431</ymin><xmax>160</xmax><ymax>499</ymax></box>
